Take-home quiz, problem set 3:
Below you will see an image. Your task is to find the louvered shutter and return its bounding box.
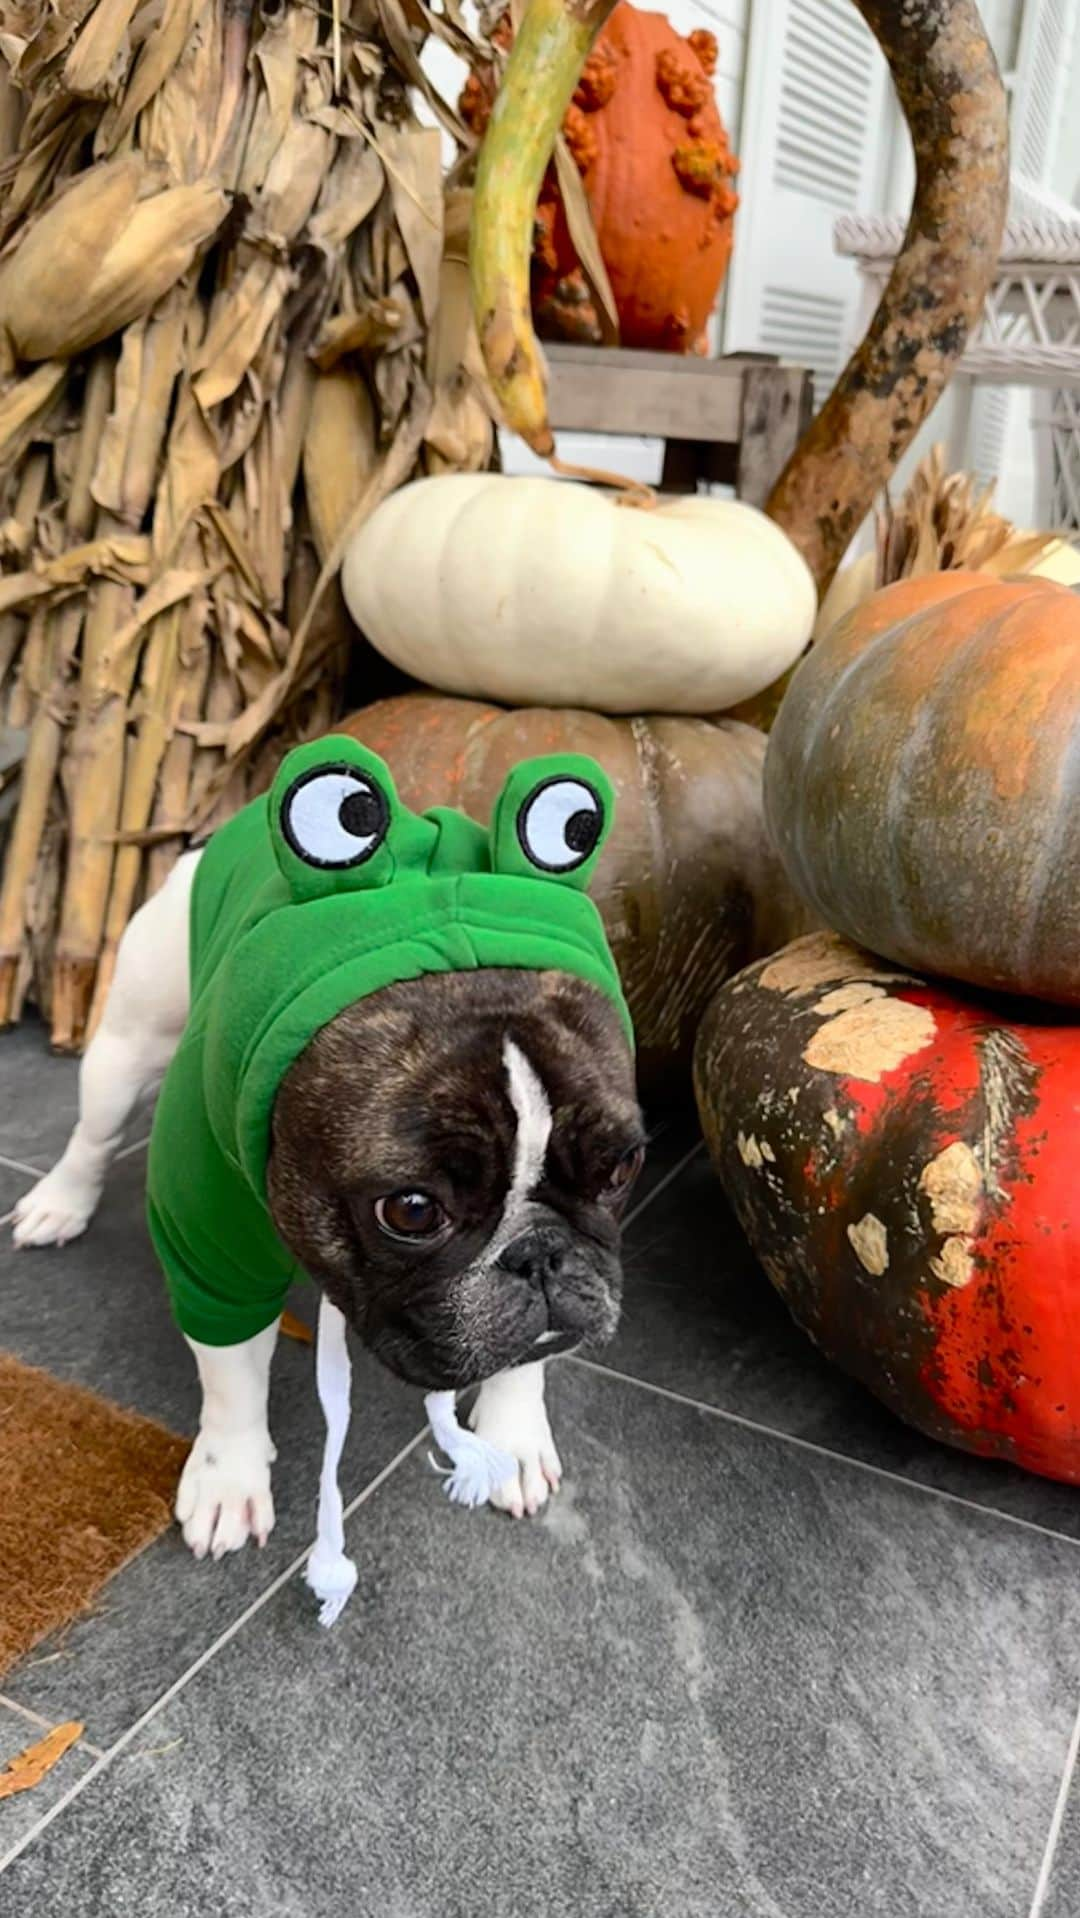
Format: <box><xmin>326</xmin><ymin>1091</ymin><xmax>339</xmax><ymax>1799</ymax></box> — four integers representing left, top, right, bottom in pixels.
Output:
<box><xmin>721</xmin><ymin>0</ymin><xmax>889</xmax><ymax>403</ymax></box>
<box><xmin>1011</xmin><ymin>0</ymin><xmax>1070</xmax><ymax>184</ymax></box>
<box><xmin>971</xmin><ymin>0</ymin><xmax>1072</xmax><ymax>521</ymax></box>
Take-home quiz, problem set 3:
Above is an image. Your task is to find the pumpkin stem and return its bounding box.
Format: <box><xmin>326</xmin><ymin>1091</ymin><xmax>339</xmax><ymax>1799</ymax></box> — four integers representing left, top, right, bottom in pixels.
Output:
<box><xmin>469</xmin><ymin>0</ymin><xmax>619</xmax><ymax>456</ymax></box>
<box><xmin>548</xmin><ymin>452</ymin><xmax>656</xmax><ymax>504</ymax></box>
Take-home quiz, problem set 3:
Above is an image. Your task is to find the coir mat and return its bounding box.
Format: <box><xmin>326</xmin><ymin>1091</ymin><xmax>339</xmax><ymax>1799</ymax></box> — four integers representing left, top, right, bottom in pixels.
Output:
<box><xmin>0</xmin><ymin>1352</ymin><xmax>188</xmax><ymax>1681</ymax></box>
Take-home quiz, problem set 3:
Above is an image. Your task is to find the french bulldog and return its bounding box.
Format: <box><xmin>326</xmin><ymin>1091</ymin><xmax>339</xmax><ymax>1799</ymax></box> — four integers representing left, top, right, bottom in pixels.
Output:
<box><xmin>12</xmin><ymin>744</ymin><xmax>644</xmax><ymax>1561</ymax></box>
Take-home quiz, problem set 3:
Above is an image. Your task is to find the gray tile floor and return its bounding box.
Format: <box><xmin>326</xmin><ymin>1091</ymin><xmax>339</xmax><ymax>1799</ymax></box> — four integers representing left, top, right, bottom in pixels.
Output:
<box><xmin>2</xmin><ymin>1016</ymin><xmax>1080</xmax><ymax>1916</ymax></box>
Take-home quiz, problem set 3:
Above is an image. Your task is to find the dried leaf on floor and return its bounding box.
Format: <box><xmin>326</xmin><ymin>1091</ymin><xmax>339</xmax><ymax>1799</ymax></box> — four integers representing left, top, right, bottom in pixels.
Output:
<box><xmin>0</xmin><ymin>1721</ymin><xmax>84</xmax><ymax>1799</ymax></box>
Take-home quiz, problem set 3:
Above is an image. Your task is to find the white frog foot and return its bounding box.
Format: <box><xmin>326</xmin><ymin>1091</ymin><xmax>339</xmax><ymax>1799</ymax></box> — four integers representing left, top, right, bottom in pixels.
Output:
<box><xmin>469</xmin><ymin>1395</ymin><xmax>563</xmax><ymax>1520</ymax></box>
<box><xmin>175</xmin><ymin>1427</ymin><xmax>277</xmax><ymax>1560</ymax></box>
<box><xmin>12</xmin><ymin>1164</ymin><xmax>102</xmax><ymax>1248</ymax></box>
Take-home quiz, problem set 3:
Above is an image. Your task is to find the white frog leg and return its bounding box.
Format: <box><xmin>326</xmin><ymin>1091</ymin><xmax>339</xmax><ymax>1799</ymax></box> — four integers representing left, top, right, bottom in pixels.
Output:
<box><xmin>175</xmin><ymin>1320</ymin><xmax>279</xmax><ymax>1559</ymax></box>
<box><xmin>12</xmin><ymin>851</ymin><xmax>200</xmax><ymax>1248</ymax></box>
<box><xmin>469</xmin><ymin>1359</ymin><xmax>562</xmax><ymax>1519</ymax></box>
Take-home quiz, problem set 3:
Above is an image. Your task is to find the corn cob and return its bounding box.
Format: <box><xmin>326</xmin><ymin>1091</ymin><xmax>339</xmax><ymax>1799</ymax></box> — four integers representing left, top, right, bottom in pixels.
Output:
<box><xmin>0</xmin><ymin>0</ymin><xmax>499</xmax><ymax>1039</ymax></box>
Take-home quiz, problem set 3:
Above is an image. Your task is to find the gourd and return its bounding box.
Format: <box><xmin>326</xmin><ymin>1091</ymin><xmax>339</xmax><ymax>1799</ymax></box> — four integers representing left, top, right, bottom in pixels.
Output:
<box><xmin>765</xmin><ymin>573</ymin><xmax>1080</xmax><ymax>1006</ymax></box>
<box><xmin>341</xmin><ymin>695</ymin><xmax>814</xmax><ymax>1096</ymax></box>
<box><xmin>342</xmin><ymin>475</ymin><xmax>816</xmax><ymax>715</ymax></box>
<box><xmin>461</xmin><ymin>2</ymin><xmax>739</xmax><ymax>352</ymax></box>
<box><xmin>694</xmin><ymin>931</ymin><xmax>1080</xmax><ymax>1484</ymax></box>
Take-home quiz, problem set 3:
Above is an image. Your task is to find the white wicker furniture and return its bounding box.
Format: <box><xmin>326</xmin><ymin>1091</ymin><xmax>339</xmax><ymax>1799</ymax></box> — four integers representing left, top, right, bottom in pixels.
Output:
<box><xmin>835</xmin><ymin>195</ymin><xmax>1080</xmax><ymax>526</ymax></box>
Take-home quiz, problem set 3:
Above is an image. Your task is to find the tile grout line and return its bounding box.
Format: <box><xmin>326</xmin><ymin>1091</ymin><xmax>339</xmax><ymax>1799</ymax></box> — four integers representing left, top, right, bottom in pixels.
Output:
<box><xmin>1029</xmin><ymin>1690</ymin><xmax>1080</xmax><ymax>1916</ymax></box>
<box><xmin>624</xmin><ymin>1138</ymin><xmax>705</xmax><ymax>1231</ymax></box>
<box><xmin>0</xmin><ymin>1426</ymin><xmax>428</xmax><ymax>1876</ymax></box>
<box><xmin>115</xmin><ymin>1131</ymin><xmax>152</xmax><ymax>1162</ymax></box>
<box><xmin>0</xmin><ymin>1131</ymin><xmax>151</xmax><ymax>1188</ymax></box>
<box><xmin>568</xmin><ymin>1355</ymin><xmax>1080</xmax><ymax>1556</ymax></box>
<box><xmin>0</xmin><ymin>1696</ymin><xmax>106</xmax><ymax>1763</ymax></box>
<box><xmin>0</xmin><ymin>1151</ymin><xmax>50</xmax><ymax>1181</ymax></box>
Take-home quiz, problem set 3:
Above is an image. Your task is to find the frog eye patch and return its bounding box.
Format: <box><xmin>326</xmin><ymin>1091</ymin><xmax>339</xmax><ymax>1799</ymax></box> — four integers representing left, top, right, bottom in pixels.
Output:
<box><xmin>516</xmin><ymin>775</ymin><xmax>603</xmax><ymax>874</ymax></box>
<box><xmin>279</xmin><ymin>763</ymin><xmax>389</xmax><ymax>870</ymax></box>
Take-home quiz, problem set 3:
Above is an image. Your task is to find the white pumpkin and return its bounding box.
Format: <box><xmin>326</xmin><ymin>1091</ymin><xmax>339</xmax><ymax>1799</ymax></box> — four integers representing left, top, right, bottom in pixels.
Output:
<box><xmin>341</xmin><ymin>474</ymin><xmax>816</xmax><ymax>715</ymax></box>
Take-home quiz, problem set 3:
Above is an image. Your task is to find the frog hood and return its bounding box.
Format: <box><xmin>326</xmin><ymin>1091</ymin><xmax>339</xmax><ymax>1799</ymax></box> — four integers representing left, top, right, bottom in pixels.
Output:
<box><xmin>197</xmin><ymin>735</ymin><xmax>633</xmax><ymax>1198</ymax></box>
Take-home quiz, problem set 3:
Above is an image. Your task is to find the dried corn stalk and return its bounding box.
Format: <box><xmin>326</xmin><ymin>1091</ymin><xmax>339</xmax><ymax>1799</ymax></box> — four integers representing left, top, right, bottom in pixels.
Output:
<box><xmin>0</xmin><ymin>0</ymin><xmax>500</xmax><ymax>1045</ymax></box>
<box><xmin>811</xmin><ymin>444</ymin><xmax>1074</xmax><ymax>642</ymax></box>
<box><xmin>875</xmin><ymin>443</ymin><xmax>1064</xmax><ymax>585</ymax></box>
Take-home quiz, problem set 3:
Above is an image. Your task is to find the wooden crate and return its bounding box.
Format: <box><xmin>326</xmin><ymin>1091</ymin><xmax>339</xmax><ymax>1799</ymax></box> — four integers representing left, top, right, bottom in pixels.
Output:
<box><xmin>544</xmin><ymin>345</ymin><xmax>814</xmax><ymax>503</ymax></box>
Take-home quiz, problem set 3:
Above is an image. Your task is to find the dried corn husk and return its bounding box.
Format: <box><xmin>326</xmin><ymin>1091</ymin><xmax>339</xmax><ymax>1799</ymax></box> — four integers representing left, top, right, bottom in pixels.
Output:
<box><xmin>424</xmin><ymin>186</ymin><xmax>494</xmax><ymax>475</ymax></box>
<box><xmin>0</xmin><ymin>160</ymin><xmax>229</xmax><ymax>364</ymax></box>
<box><xmin>0</xmin><ymin>0</ymin><xmax>500</xmax><ymax>1044</ymax></box>
<box><xmin>303</xmin><ymin>366</ymin><xmax>377</xmax><ymax>563</ymax></box>
<box><xmin>813</xmin><ymin>445</ymin><xmax>1074</xmax><ymax>639</ymax></box>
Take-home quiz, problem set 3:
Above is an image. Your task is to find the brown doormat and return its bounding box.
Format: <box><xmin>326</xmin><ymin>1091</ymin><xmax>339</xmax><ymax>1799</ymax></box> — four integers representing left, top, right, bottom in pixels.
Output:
<box><xmin>0</xmin><ymin>1352</ymin><xmax>190</xmax><ymax>1682</ymax></box>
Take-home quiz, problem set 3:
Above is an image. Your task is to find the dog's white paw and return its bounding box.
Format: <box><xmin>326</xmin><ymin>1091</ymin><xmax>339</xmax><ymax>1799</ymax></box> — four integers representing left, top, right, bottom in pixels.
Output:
<box><xmin>175</xmin><ymin>1427</ymin><xmax>276</xmax><ymax>1560</ymax></box>
<box><xmin>470</xmin><ymin>1392</ymin><xmax>562</xmax><ymax>1520</ymax></box>
<box><xmin>12</xmin><ymin>1165</ymin><xmax>101</xmax><ymax>1248</ymax></box>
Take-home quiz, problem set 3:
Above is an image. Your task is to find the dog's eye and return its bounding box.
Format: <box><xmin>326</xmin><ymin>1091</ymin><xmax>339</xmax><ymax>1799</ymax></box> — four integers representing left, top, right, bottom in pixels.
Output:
<box><xmin>517</xmin><ymin>776</ymin><xmax>603</xmax><ymax>873</ymax></box>
<box><xmin>280</xmin><ymin>764</ymin><xmax>389</xmax><ymax>870</ymax></box>
<box><xmin>375</xmin><ymin>1192</ymin><xmax>448</xmax><ymax>1243</ymax></box>
<box><xmin>607</xmin><ymin>1145</ymin><xmax>645</xmax><ymax>1199</ymax></box>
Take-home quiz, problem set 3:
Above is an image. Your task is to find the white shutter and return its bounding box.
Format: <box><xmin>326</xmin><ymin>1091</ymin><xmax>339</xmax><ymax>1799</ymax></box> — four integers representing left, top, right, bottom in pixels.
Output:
<box><xmin>971</xmin><ymin>389</ymin><xmax>1012</xmax><ymax>495</ymax></box>
<box><xmin>972</xmin><ymin>0</ymin><xmax>1073</xmax><ymax>523</ymax></box>
<box><xmin>1010</xmin><ymin>0</ymin><xmax>1070</xmax><ymax>185</ymax></box>
<box><xmin>722</xmin><ymin>0</ymin><xmax>890</xmax><ymax>404</ymax></box>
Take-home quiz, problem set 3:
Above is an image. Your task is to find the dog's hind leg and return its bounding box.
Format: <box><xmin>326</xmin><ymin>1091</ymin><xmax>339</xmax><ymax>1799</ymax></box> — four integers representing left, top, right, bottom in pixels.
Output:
<box><xmin>12</xmin><ymin>850</ymin><xmax>201</xmax><ymax>1248</ymax></box>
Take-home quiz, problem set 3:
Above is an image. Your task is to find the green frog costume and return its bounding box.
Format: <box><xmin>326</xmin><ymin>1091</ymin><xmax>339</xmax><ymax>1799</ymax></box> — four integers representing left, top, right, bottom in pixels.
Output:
<box><xmin>147</xmin><ymin>735</ymin><xmax>632</xmax><ymax>1624</ymax></box>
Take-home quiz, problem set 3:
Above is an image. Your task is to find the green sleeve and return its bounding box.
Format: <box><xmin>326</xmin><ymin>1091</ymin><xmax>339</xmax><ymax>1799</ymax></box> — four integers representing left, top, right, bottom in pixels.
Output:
<box><xmin>147</xmin><ymin>1026</ymin><xmax>302</xmax><ymax>1349</ymax></box>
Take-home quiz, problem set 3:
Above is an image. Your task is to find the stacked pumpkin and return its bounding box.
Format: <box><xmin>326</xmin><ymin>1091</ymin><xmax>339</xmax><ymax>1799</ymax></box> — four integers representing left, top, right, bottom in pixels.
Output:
<box><xmin>340</xmin><ymin>471</ymin><xmax>818</xmax><ymax>1094</ymax></box>
<box><xmin>694</xmin><ymin>572</ymin><xmax>1080</xmax><ymax>1483</ymax></box>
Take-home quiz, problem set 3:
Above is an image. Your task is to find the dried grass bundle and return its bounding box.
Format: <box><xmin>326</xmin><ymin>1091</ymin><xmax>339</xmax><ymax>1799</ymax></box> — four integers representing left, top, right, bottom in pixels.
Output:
<box><xmin>813</xmin><ymin>445</ymin><xmax>1076</xmax><ymax>644</ymax></box>
<box><xmin>0</xmin><ymin>0</ymin><xmax>497</xmax><ymax>1046</ymax></box>
<box><xmin>875</xmin><ymin>443</ymin><xmax>1062</xmax><ymax>585</ymax></box>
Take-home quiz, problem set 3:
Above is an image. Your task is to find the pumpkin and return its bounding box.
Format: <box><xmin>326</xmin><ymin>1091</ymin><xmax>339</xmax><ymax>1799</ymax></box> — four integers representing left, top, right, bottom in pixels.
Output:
<box><xmin>461</xmin><ymin>3</ymin><xmax>738</xmax><ymax>352</ymax></box>
<box><xmin>339</xmin><ymin>693</ymin><xmax>814</xmax><ymax>1097</ymax></box>
<box><xmin>814</xmin><ymin>537</ymin><xmax>1080</xmax><ymax>641</ymax></box>
<box><xmin>694</xmin><ymin>930</ymin><xmax>1080</xmax><ymax>1483</ymax></box>
<box><xmin>811</xmin><ymin>445</ymin><xmax>1080</xmax><ymax>641</ymax></box>
<box><xmin>341</xmin><ymin>475</ymin><xmax>816</xmax><ymax>715</ymax></box>
<box><xmin>764</xmin><ymin>572</ymin><xmax>1080</xmax><ymax>1006</ymax></box>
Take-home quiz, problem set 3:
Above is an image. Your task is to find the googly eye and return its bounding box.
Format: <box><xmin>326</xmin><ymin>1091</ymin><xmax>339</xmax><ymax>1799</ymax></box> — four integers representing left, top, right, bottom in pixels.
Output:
<box><xmin>279</xmin><ymin>763</ymin><xmax>389</xmax><ymax>870</ymax></box>
<box><xmin>516</xmin><ymin>775</ymin><xmax>604</xmax><ymax>874</ymax></box>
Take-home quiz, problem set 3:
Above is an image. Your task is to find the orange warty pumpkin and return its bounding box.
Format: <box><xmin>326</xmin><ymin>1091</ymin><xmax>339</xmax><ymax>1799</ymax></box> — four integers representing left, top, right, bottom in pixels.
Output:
<box><xmin>461</xmin><ymin>2</ymin><xmax>739</xmax><ymax>352</ymax></box>
<box><xmin>765</xmin><ymin>573</ymin><xmax>1080</xmax><ymax>1006</ymax></box>
<box><xmin>341</xmin><ymin>693</ymin><xmax>811</xmax><ymax>1098</ymax></box>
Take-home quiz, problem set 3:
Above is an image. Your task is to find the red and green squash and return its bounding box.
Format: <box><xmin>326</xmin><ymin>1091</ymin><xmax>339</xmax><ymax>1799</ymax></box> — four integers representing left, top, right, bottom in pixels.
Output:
<box><xmin>694</xmin><ymin>930</ymin><xmax>1080</xmax><ymax>1483</ymax></box>
<box><xmin>764</xmin><ymin>572</ymin><xmax>1080</xmax><ymax>1006</ymax></box>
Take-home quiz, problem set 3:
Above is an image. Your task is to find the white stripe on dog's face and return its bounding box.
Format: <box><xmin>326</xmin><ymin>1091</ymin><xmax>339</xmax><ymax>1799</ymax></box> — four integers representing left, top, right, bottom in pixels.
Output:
<box><xmin>503</xmin><ymin>1037</ymin><xmax>552</xmax><ymax>1210</ymax></box>
<box><xmin>451</xmin><ymin>1039</ymin><xmax>553</xmax><ymax>1334</ymax></box>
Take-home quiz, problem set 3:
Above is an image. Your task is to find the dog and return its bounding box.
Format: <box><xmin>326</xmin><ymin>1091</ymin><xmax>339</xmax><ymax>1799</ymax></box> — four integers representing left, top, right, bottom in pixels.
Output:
<box><xmin>13</xmin><ymin>743</ymin><xmax>644</xmax><ymax>1562</ymax></box>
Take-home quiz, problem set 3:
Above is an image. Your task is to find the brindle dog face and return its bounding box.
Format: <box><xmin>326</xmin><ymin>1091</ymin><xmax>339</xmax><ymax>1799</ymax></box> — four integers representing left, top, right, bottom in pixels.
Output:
<box><xmin>266</xmin><ymin>969</ymin><xmax>644</xmax><ymax>1389</ymax></box>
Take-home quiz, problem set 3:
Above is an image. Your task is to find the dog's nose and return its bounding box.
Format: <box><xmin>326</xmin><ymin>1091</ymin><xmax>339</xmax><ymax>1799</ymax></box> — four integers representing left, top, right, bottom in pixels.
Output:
<box><xmin>499</xmin><ymin>1229</ymin><xmax>566</xmax><ymax>1288</ymax></box>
